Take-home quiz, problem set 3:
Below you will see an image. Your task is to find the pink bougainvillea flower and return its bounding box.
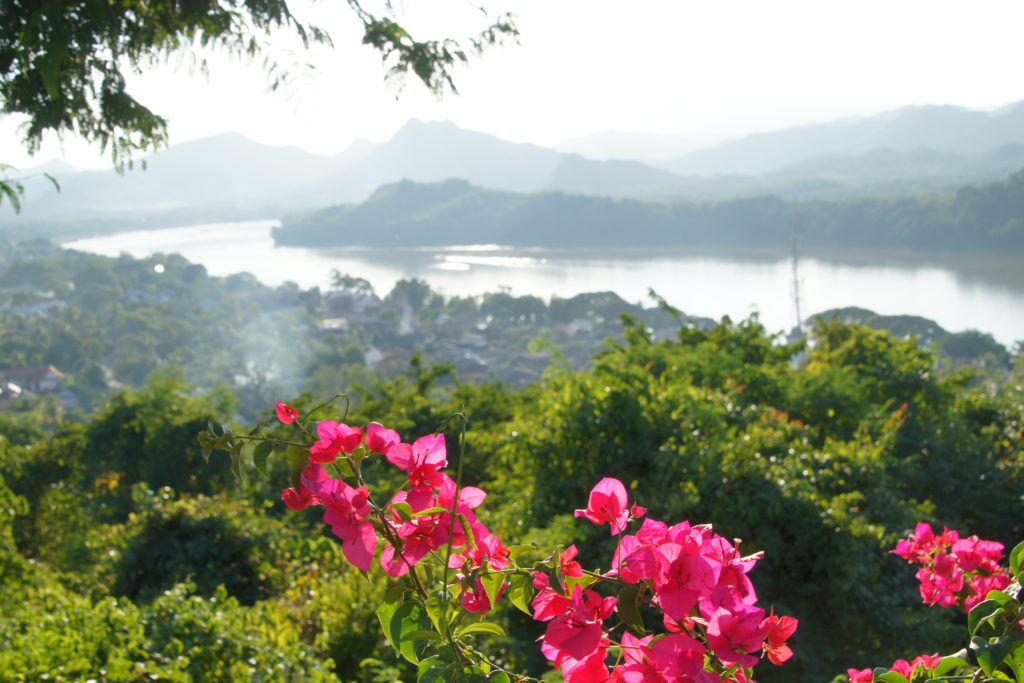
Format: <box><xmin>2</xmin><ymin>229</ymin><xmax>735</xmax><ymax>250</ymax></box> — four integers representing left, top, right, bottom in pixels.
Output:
<box><xmin>648</xmin><ymin>632</ymin><xmax>708</xmax><ymax>681</ymax></box>
<box><xmin>532</xmin><ymin>572</ymin><xmax>570</xmax><ymax>622</ymax></box>
<box><xmin>653</xmin><ymin>538</ymin><xmax>721</xmax><ymax>620</ymax></box>
<box><xmin>910</xmin><ymin>653</ymin><xmax>942</xmax><ymax>671</ymax></box>
<box><xmin>889</xmin><ymin>659</ymin><xmax>913</xmax><ymax>677</ymax></box>
<box><xmin>449</xmin><ymin>530</ymin><xmax>510</xmax><ymax>572</ymax></box>
<box><xmin>301</xmin><ymin>464</ymin><xmax>376</xmax><ymax>571</ymax></box>
<box><xmin>574</xmin><ymin>477</ymin><xmax>630</xmax><ymax>535</ymax></box>
<box><xmin>380</xmin><ymin>512</ymin><xmax>448</xmax><ymax>577</ymax></box>
<box><xmin>387</xmin><ymin>433</ymin><xmax>447</xmax><ymax>490</ymax></box>
<box><xmin>541</xmin><ymin>585</ymin><xmax>616</xmax><ymax>663</ymax></box>
<box><xmin>558</xmin><ymin>648</ymin><xmax>610</xmax><ymax>683</ymax></box>
<box><xmin>847</xmin><ymin>668</ymin><xmax>873</xmax><ymax>683</ymax></box>
<box><xmin>953</xmin><ymin>536</ymin><xmax>1006</xmax><ymax>573</ymax></box>
<box><xmin>275</xmin><ymin>401</ymin><xmax>300</xmax><ymax>424</ymax></box>
<box><xmin>461</xmin><ymin>577</ymin><xmax>506</xmax><ymax>615</ymax></box>
<box><xmin>280</xmin><ymin>484</ymin><xmax>318</xmax><ymax>511</ymax></box>
<box><xmin>309</xmin><ymin>420</ymin><xmax>363</xmax><ymax>464</ymax></box>
<box><xmin>560</xmin><ymin>545</ymin><xmax>584</xmax><ymax>578</ymax></box>
<box><xmin>761</xmin><ymin>610</ymin><xmax>798</xmax><ymax>665</ymax></box>
<box><xmin>366</xmin><ymin>421</ymin><xmax>400</xmax><ymax>455</ymax></box>
<box><xmin>966</xmin><ymin>571</ymin><xmax>1012</xmax><ymax>610</ymax></box>
<box><xmin>706</xmin><ymin>604</ymin><xmax>768</xmax><ymax>668</ymax></box>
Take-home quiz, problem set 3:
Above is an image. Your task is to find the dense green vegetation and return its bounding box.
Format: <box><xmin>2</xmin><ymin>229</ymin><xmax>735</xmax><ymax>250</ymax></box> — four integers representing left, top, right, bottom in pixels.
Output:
<box><xmin>1</xmin><ymin>255</ymin><xmax>1022</xmax><ymax>679</ymax></box>
<box><xmin>276</xmin><ymin>168</ymin><xmax>1024</xmax><ymax>252</ymax></box>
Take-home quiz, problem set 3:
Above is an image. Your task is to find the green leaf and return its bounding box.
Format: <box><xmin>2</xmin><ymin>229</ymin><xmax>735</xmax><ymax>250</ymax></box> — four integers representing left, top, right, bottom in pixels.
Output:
<box><xmin>376</xmin><ymin>600</ymin><xmax>423</xmax><ymax>664</ymax></box>
<box><xmin>988</xmin><ymin>590</ymin><xmax>1019</xmax><ymax>608</ymax></box>
<box><xmin>616</xmin><ymin>584</ymin><xmax>644</xmax><ymax>632</ymax></box>
<box><xmin>564</xmin><ymin>572</ymin><xmax>596</xmax><ymax>594</ymax></box>
<box><xmin>874</xmin><ymin>670</ymin><xmax>909</xmax><ymax>683</ymax></box>
<box><xmin>972</xmin><ymin>635</ymin><xmax>1016</xmax><ymax>677</ymax></box>
<box><xmin>417</xmin><ymin>661</ymin><xmax>453</xmax><ymax>683</ymax></box>
<box><xmin>414</xmin><ymin>506</ymin><xmax>449</xmax><ymax>517</ymax></box>
<box><xmin>1011</xmin><ymin>542</ymin><xmax>1024</xmax><ymax>583</ymax></box>
<box><xmin>457</xmin><ymin>622</ymin><xmax>507</xmax><ymax>639</ymax></box>
<box><xmin>458</xmin><ymin>513</ymin><xmax>478</xmax><ymax>549</ymax></box>
<box><xmin>391</xmin><ymin>502</ymin><xmax>414</xmax><ymax>522</ymax></box>
<box><xmin>384</xmin><ymin>583</ymin><xmax>405</xmax><ymax>604</ymax></box>
<box><xmin>252</xmin><ymin>441</ymin><xmax>273</xmax><ymax>478</ymax></box>
<box><xmin>489</xmin><ymin>673</ymin><xmax>511</xmax><ymax>683</ymax></box>
<box><xmin>970</xmin><ymin>600</ymin><xmax>1005</xmax><ymax>638</ymax></box>
<box><xmin>931</xmin><ymin>654</ymin><xmax>970</xmax><ymax>677</ymax></box>
<box><xmin>197</xmin><ymin>429</ymin><xmax>216</xmax><ymax>462</ymax></box>
<box><xmin>424</xmin><ymin>591</ymin><xmax>446</xmax><ymax>633</ymax></box>
<box><xmin>42</xmin><ymin>172</ymin><xmax>59</xmax><ymax>193</ymax></box>
<box><xmin>507</xmin><ymin>572</ymin><xmax>534</xmax><ymax>615</ymax></box>
<box><xmin>0</xmin><ymin>180</ymin><xmax>24</xmax><ymax>213</ymax></box>
<box><xmin>287</xmin><ymin>445</ymin><xmax>307</xmax><ymax>489</ymax></box>
<box><xmin>403</xmin><ymin>629</ymin><xmax>443</xmax><ymax>642</ymax></box>
<box><xmin>479</xmin><ymin>571</ymin><xmax>505</xmax><ymax>609</ymax></box>
<box><xmin>507</xmin><ymin>544</ymin><xmax>536</xmax><ymax>561</ymax></box>
<box><xmin>1006</xmin><ymin>640</ymin><xmax>1024</xmax><ymax>683</ymax></box>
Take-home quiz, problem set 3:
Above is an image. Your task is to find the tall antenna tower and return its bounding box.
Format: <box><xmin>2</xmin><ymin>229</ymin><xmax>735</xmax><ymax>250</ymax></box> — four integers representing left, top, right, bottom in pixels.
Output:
<box><xmin>789</xmin><ymin>216</ymin><xmax>805</xmax><ymax>334</ymax></box>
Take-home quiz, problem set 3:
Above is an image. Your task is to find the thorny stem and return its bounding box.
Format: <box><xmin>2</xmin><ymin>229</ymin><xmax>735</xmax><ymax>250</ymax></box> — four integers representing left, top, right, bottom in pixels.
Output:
<box><xmin>300</xmin><ymin>393</ymin><xmax>350</xmax><ymax>436</ymax></box>
<box><xmin>232</xmin><ymin>434</ymin><xmax>310</xmax><ymax>449</ymax></box>
<box><xmin>361</xmin><ymin>482</ymin><xmax>432</xmax><ymax>601</ymax></box>
<box><xmin>581</xmin><ymin>567</ymin><xmax>625</xmax><ymax>584</ymax></box>
<box><xmin>461</xmin><ymin>644</ymin><xmax>542</xmax><ymax>683</ymax></box>
<box><xmin>440</xmin><ymin>409</ymin><xmax>471</xmax><ymax>676</ymax></box>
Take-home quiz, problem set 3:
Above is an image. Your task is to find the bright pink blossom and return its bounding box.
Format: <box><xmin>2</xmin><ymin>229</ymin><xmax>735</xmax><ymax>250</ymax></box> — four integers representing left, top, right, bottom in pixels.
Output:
<box><xmin>387</xmin><ymin>433</ymin><xmax>447</xmax><ymax>491</ymax></box>
<box><xmin>575</xmin><ymin>477</ymin><xmax>631</xmax><ymax>535</ymax></box>
<box><xmin>556</xmin><ymin>648</ymin><xmax>610</xmax><ymax>683</ymax></box>
<box><xmin>449</xmin><ymin>531</ymin><xmax>510</xmax><ymax>572</ymax></box>
<box><xmin>541</xmin><ymin>585</ymin><xmax>616</xmax><ymax>663</ymax></box>
<box><xmin>532</xmin><ymin>572</ymin><xmax>571</xmax><ymax>622</ymax></box>
<box><xmin>761</xmin><ymin>610</ymin><xmax>798</xmax><ymax>665</ymax></box>
<box><xmin>366</xmin><ymin>421</ymin><xmax>400</xmax><ymax>455</ymax></box>
<box><xmin>910</xmin><ymin>653</ymin><xmax>942</xmax><ymax>671</ymax></box>
<box><xmin>560</xmin><ymin>545</ymin><xmax>584</xmax><ymax>578</ymax></box>
<box><xmin>380</xmin><ymin>475</ymin><xmax>486</xmax><ymax>577</ymax></box>
<box><xmin>706</xmin><ymin>604</ymin><xmax>768</xmax><ymax>668</ymax></box>
<box><xmin>280</xmin><ymin>484</ymin><xmax>318</xmax><ymax>510</ymax></box>
<box><xmin>847</xmin><ymin>668</ymin><xmax>872</xmax><ymax>682</ymax></box>
<box><xmin>461</xmin><ymin>577</ymin><xmax>506</xmax><ymax>615</ymax></box>
<box><xmin>648</xmin><ymin>632</ymin><xmax>709</xmax><ymax>680</ymax></box>
<box><xmin>889</xmin><ymin>659</ymin><xmax>913</xmax><ymax>677</ymax></box>
<box><xmin>309</xmin><ymin>420</ymin><xmax>363</xmax><ymax>464</ymax></box>
<box><xmin>654</xmin><ymin>538</ymin><xmax>721</xmax><ymax>620</ymax></box>
<box><xmin>300</xmin><ymin>464</ymin><xmax>376</xmax><ymax>571</ymax></box>
<box><xmin>275</xmin><ymin>401</ymin><xmax>299</xmax><ymax>424</ymax></box>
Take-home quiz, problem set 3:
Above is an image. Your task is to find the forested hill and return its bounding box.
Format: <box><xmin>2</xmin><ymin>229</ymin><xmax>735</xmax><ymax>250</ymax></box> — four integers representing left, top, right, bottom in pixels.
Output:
<box><xmin>274</xmin><ymin>169</ymin><xmax>1024</xmax><ymax>251</ymax></box>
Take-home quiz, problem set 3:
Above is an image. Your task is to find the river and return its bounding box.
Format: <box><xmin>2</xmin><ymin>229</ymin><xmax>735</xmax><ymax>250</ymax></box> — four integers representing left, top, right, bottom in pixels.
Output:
<box><xmin>65</xmin><ymin>219</ymin><xmax>1024</xmax><ymax>347</ymax></box>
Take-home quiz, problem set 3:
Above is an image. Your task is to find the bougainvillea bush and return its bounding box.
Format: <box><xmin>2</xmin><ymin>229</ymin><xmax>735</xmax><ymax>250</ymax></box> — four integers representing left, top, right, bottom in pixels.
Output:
<box><xmin>200</xmin><ymin>399</ymin><xmax>799</xmax><ymax>682</ymax></box>
<box><xmin>839</xmin><ymin>524</ymin><xmax>1024</xmax><ymax>683</ymax></box>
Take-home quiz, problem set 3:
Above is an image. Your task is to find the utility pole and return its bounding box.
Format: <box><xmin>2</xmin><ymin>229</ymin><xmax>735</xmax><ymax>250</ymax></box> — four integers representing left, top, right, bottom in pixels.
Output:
<box><xmin>789</xmin><ymin>216</ymin><xmax>805</xmax><ymax>334</ymax></box>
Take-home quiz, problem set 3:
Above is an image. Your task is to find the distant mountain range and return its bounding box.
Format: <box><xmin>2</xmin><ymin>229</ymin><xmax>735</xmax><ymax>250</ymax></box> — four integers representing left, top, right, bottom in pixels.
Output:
<box><xmin>6</xmin><ymin>100</ymin><xmax>1024</xmax><ymax>231</ymax></box>
<box><xmin>659</xmin><ymin>101</ymin><xmax>1024</xmax><ymax>175</ymax></box>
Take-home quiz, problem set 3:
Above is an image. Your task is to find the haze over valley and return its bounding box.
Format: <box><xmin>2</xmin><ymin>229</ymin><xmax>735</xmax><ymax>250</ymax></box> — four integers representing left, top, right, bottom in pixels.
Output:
<box><xmin>9</xmin><ymin>99</ymin><xmax>1024</xmax><ymax>231</ymax></box>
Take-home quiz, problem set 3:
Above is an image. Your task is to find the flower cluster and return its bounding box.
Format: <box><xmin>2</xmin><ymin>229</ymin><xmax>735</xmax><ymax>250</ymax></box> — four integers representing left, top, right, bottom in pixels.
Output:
<box><xmin>847</xmin><ymin>653</ymin><xmax>942</xmax><ymax>682</ymax></box>
<box><xmin>533</xmin><ymin>477</ymin><xmax>798</xmax><ymax>682</ymax></box>
<box><xmin>276</xmin><ymin>403</ymin><xmax>509</xmax><ymax>613</ymax></box>
<box><xmin>891</xmin><ymin>522</ymin><xmax>1011</xmax><ymax>612</ymax></box>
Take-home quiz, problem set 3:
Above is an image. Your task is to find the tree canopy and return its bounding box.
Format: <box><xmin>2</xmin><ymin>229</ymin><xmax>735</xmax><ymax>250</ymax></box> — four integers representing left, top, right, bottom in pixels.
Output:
<box><xmin>0</xmin><ymin>0</ymin><xmax>518</xmax><ymax>210</ymax></box>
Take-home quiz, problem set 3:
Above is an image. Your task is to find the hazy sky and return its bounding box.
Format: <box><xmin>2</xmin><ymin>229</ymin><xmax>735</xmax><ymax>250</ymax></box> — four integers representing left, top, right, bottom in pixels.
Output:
<box><xmin>4</xmin><ymin>0</ymin><xmax>1024</xmax><ymax>169</ymax></box>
